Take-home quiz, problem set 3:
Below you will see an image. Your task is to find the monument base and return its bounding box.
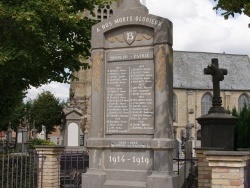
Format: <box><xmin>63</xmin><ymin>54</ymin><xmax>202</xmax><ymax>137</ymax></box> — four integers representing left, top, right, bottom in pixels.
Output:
<box><xmin>104</xmin><ymin>180</ymin><xmax>146</xmax><ymax>188</ymax></box>
<box><xmin>82</xmin><ymin>169</ymin><xmax>107</xmax><ymax>188</ymax></box>
<box><xmin>146</xmin><ymin>172</ymin><xmax>180</xmax><ymax>188</ymax></box>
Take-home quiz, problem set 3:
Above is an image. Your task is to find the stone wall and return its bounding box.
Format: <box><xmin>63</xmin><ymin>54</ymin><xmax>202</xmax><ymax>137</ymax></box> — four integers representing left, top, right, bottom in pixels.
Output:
<box><xmin>35</xmin><ymin>146</ymin><xmax>65</xmax><ymax>188</ymax></box>
<box><xmin>196</xmin><ymin>149</ymin><xmax>250</xmax><ymax>188</ymax></box>
<box><xmin>195</xmin><ymin>149</ymin><xmax>212</xmax><ymax>188</ymax></box>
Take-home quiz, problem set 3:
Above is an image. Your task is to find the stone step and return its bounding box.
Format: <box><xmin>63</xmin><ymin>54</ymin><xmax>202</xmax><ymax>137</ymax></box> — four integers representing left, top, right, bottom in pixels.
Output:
<box><xmin>104</xmin><ymin>180</ymin><xmax>146</xmax><ymax>188</ymax></box>
<box><xmin>105</xmin><ymin>169</ymin><xmax>151</xmax><ymax>182</ymax></box>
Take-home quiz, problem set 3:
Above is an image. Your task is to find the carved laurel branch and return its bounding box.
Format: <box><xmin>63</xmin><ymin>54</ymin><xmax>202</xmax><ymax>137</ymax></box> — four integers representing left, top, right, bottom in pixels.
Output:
<box><xmin>92</xmin><ymin>53</ymin><xmax>102</xmax><ymax>93</ymax></box>
<box><xmin>107</xmin><ymin>33</ymin><xmax>153</xmax><ymax>43</ymax></box>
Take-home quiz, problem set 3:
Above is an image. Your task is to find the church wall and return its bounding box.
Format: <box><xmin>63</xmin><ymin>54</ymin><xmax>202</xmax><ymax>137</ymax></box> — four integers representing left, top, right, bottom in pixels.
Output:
<box><xmin>174</xmin><ymin>88</ymin><xmax>250</xmax><ymax>141</ymax></box>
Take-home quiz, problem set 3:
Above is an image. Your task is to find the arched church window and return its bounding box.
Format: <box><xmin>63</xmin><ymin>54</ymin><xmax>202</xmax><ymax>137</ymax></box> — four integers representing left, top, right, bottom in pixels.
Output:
<box><xmin>97</xmin><ymin>8</ymin><xmax>102</xmax><ymax>21</ymax></box>
<box><xmin>173</xmin><ymin>93</ymin><xmax>177</xmax><ymax>122</ymax></box>
<box><xmin>201</xmin><ymin>93</ymin><xmax>212</xmax><ymax>116</ymax></box>
<box><xmin>238</xmin><ymin>94</ymin><xmax>250</xmax><ymax>112</ymax></box>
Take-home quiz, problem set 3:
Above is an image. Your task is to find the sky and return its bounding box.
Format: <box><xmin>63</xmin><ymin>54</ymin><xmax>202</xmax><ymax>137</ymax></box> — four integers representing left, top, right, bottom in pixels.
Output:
<box><xmin>25</xmin><ymin>0</ymin><xmax>250</xmax><ymax>102</ymax></box>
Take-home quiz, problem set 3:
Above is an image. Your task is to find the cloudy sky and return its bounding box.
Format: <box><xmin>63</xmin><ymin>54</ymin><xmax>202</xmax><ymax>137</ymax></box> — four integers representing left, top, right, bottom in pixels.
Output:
<box><xmin>25</xmin><ymin>0</ymin><xmax>250</xmax><ymax>101</ymax></box>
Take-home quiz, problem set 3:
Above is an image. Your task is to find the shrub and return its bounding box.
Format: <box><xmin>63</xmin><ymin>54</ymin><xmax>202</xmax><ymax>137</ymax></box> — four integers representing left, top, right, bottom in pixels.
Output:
<box><xmin>29</xmin><ymin>138</ymin><xmax>55</xmax><ymax>149</ymax></box>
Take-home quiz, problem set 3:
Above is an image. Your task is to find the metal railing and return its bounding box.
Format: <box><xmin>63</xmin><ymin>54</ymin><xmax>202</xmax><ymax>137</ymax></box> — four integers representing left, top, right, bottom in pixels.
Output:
<box><xmin>60</xmin><ymin>150</ymin><xmax>89</xmax><ymax>188</ymax></box>
<box><xmin>0</xmin><ymin>148</ymin><xmax>89</xmax><ymax>188</ymax></box>
<box><xmin>0</xmin><ymin>149</ymin><xmax>38</xmax><ymax>188</ymax></box>
<box><xmin>173</xmin><ymin>152</ymin><xmax>198</xmax><ymax>188</ymax></box>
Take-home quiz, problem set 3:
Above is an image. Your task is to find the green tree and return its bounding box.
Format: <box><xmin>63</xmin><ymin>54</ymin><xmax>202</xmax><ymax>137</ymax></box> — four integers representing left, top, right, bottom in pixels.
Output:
<box><xmin>213</xmin><ymin>0</ymin><xmax>250</xmax><ymax>19</ymax></box>
<box><xmin>0</xmin><ymin>0</ymin><xmax>111</xmax><ymax>119</ymax></box>
<box><xmin>232</xmin><ymin>106</ymin><xmax>250</xmax><ymax>148</ymax></box>
<box><xmin>31</xmin><ymin>91</ymin><xmax>64</xmax><ymax>134</ymax></box>
<box><xmin>0</xmin><ymin>100</ymin><xmax>32</xmax><ymax>132</ymax></box>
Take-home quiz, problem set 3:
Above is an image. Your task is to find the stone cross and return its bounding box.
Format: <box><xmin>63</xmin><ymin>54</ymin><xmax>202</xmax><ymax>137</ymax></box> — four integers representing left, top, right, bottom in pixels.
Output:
<box><xmin>204</xmin><ymin>58</ymin><xmax>227</xmax><ymax>113</ymax></box>
<box><xmin>118</xmin><ymin>0</ymin><xmax>148</xmax><ymax>12</ymax></box>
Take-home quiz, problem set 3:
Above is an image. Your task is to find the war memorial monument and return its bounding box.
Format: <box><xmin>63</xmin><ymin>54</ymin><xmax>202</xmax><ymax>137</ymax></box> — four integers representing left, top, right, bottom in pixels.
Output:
<box><xmin>82</xmin><ymin>0</ymin><xmax>179</xmax><ymax>187</ymax></box>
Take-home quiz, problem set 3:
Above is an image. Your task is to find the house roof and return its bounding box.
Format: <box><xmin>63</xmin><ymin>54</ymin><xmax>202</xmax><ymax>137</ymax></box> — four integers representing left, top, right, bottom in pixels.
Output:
<box><xmin>173</xmin><ymin>51</ymin><xmax>250</xmax><ymax>91</ymax></box>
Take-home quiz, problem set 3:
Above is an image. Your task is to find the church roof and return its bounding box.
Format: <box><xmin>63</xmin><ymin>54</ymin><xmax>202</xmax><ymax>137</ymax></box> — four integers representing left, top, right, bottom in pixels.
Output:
<box><xmin>173</xmin><ymin>51</ymin><xmax>250</xmax><ymax>91</ymax></box>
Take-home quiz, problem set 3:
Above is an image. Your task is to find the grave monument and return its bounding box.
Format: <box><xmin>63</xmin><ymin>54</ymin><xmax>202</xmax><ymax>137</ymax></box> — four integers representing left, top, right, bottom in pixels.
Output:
<box><xmin>197</xmin><ymin>58</ymin><xmax>238</xmax><ymax>151</ymax></box>
<box><xmin>82</xmin><ymin>0</ymin><xmax>179</xmax><ymax>187</ymax></box>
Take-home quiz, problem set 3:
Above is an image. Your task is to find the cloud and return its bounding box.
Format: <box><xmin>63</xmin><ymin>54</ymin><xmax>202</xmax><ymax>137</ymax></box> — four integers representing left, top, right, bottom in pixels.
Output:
<box><xmin>26</xmin><ymin>0</ymin><xmax>250</xmax><ymax>101</ymax></box>
<box><xmin>25</xmin><ymin>82</ymin><xmax>70</xmax><ymax>102</ymax></box>
<box><xmin>147</xmin><ymin>0</ymin><xmax>250</xmax><ymax>56</ymax></box>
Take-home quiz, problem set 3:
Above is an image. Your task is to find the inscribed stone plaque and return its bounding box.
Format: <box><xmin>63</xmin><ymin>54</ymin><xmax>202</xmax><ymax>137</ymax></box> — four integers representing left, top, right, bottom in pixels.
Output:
<box><xmin>106</xmin><ymin>60</ymin><xmax>154</xmax><ymax>134</ymax></box>
<box><xmin>105</xmin><ymin>149</ymin><xmax>153</xmax><ymax>171</ymax></box>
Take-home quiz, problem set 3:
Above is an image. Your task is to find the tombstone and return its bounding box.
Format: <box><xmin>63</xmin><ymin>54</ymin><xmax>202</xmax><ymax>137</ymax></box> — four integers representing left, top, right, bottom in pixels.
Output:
<box><xmin>62</xmin><ymin>106</ymin><xmax>83</xmax><ymax>147</ymax></box>
<box><xmin>31</xmin><ymin>128</ymin><xmax>37</xmax><ymax>139</ymax></box>
<box><xmin>40</xmin><ymin>125</ymin><xmax>46</xmax><ymax>140</ymax></box>
<box><xmin>17</xmin><ymin>127</ymin><xmax>22</xmax><ymax>144</ymax></box>
<box><xmin>82</xmin><ymin>1</ymin><xmax>179</xmax><ymax>187</ymax></box>
<box><xmin>197</xmin><ymin>58</ymin><xmax>238</xmax><ymax>151</ymax></box>
<box><xmin>6</xmin><ymin>126</ymin><xmax>12</xmax><ymax>147</ymax></box>
<box><xmin>173</xmin><ymin>139</ymin><xmax>181</xmax><ymax>159</ymax></box>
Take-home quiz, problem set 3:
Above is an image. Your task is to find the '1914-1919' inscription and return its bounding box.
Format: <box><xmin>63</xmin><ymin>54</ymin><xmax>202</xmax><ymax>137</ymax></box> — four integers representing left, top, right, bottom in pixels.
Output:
<box><xmin>108</xmin><ymin>155</ymin><xmax>149</xmax><ymax>166</ymax></box>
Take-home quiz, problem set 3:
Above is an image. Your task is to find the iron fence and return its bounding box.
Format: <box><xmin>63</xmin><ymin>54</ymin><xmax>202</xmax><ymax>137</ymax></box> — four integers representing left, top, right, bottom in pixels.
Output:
<box><xmin>60</xmin><ymin>150</ymin><xmax>89</xmax><ymax>188</ymax></box>
<box><xmin>173</xmin><ymin>152</ymin><xmax>198</xmax><ymax>188</ymax></box>
<box><xmin>0</xmin><ymin>149</ymin><xmax>38</xmax><ymax>188</ymax></box>
<box><xmin>0</xmin><ymin>148</ymin><xmax>89</xmax><ymax>188</ymax></box>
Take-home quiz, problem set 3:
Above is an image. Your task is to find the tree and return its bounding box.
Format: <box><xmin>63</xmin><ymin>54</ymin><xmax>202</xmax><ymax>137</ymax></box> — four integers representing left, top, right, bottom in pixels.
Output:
<box><xmin>0</xmin><ymin>99</ymin><xmax>33</xmax><ymax>131</ymax></box>
<box><xmin>231</xmin><ymin>106</ymin><xmax>250</xmax><ymax>148</ymax></box>
<box><xmin>0</xmin><ymin>0</ymin><xmax>112</xmax><ymax>118</ymax></box>
<box><xmin>31</xmin><ymin>91</ymin><xmax>64</xmax><ymax>134</ymax></box>
<box><xmin>213</xmin><ymin>0</ymin><xmax>250</xmax><ymax>19</ymax></box>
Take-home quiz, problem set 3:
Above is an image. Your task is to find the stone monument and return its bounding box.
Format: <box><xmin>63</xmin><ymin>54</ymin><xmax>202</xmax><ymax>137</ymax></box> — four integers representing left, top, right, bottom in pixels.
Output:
<box><xmin>62</xmin><ymin>105</ymin><xmax>83</xmax><ymax>147</ymax></box>
<box><xmin>82</xmin><ymin>0</ymin><xmax>179</xmax><ymax>187</ymax></box>
<box><xmin>197</xmin><ymin>58</ymin><xmax>238</xmax><ymax>151</ymax></box>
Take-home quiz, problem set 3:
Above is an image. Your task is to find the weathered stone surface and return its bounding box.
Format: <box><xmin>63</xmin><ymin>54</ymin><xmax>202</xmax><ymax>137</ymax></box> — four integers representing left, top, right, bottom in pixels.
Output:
<box><xmin>83</xmin><ymin>1</ymin><xmax>178</xmax><ymax>187</ymax></box>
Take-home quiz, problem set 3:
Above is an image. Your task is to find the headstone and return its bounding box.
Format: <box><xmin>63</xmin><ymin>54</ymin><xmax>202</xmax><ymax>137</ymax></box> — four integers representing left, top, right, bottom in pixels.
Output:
<box><xmin>40</xmin><ymin>125</ymin><xmax>46</xmax><ymax>140</ymax></box>
<box><xmin>197</xmin><ymin>58</ymin><xmax>237</xmax><ymax>151</ymax></box>
<box><xmin>82</xmin><ymin>1</ymin><xmax>179</xmax><ymax>188</ymax></box>
<box><xmin>67</xmin><ymin>122</ymin><xmax>79</xmax><ymax>146</ymax></box>
<box><xmin>173</xmin><ymin>139</ymin><xmax>181</xmax><ymax>159</ymax></box>
<box><xmin>6</xmin><ymin>131</ymin><xmax>12</xmax><ymax>147</ymax></box>
<box><xmin>62</xmin><ymin>106</ymin><xmax>83</xmax><ymax>147</ymax></box>
<box><xmin>17</xmin><ymin>126</ymin><xmax>22</xmax><ymax>144</ymax></box>
<box><xmin>31</xmin><ymin>128</ymin><xmax>37</xmax><ymax>139</ymax></box>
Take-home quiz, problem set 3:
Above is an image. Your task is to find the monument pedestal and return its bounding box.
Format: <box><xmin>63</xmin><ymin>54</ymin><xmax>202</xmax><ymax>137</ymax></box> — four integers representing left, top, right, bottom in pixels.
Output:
<box><xmin>197</xmin><ymin>112</ymin><xmax>237</xmax><ymax>151</ymax></box>
<box><xmin>82</xmin><ymin>169</ymin><xmax>107</xmax><ymax>188</ymax></box>
<box><xmin>104</xmin><ymin>180</ymin><xmax>146</xmax><ymax>188</ymax></box>
<box><xmin>147</xmin><ymin>172</ymin><xmax>179</xmax><ymax>188</ymax></box>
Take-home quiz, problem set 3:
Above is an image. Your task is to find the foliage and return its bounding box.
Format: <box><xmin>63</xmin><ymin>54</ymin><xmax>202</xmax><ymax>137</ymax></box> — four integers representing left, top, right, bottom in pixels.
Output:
<box><xmin>0</xmin><ymin>100</ymin><xmax>32</xmax><ymax>131</ymax></box>
<box><xmin>213</xmin><ymin>0</ymin><xmax>250</xmax><ymax>19</ymax></box>
<box><xmin>31</xmin><ymin>91</ymin><xmax>64</xmax><ymax>134</ymax></box>
<box><xmin>29</xmin><ymin>138</ymin><xmax>55</xmax><ymax>149</ymax></box>
<box><xmin>231</xmin><ymin>106</ymin><xmax>250</xmax><ymax>148</ymax></box>
<box><xmin>0</xmin><ymin>91</ymin><xmax>63</xmax><ymax>139</ymax></box>
<box><xmin>0</xmin><ymin>0</ymin><xmax>112</xmax><ymax>120</ymax></box>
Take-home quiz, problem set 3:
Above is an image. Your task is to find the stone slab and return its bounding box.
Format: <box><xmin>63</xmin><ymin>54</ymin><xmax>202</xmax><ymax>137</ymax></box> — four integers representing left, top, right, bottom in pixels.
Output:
<box><xmin>104</xmin><ymin>180</ymin><xmax>146</xmax><ymax>188</ymax></box>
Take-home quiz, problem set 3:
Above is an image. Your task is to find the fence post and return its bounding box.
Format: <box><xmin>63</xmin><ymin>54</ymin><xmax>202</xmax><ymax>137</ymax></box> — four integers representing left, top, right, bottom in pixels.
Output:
<box><xmin>35</xmin><ymin>146</ymin><xmax>65</xmax><ymax>188</ymax></box>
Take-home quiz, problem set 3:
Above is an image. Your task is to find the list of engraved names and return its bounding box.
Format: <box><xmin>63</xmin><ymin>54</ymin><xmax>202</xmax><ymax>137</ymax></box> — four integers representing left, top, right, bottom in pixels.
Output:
<box><xmin>106</xmin><ymin>61</ymin><xmax>154</xmax><ymax>134</ymax></box>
